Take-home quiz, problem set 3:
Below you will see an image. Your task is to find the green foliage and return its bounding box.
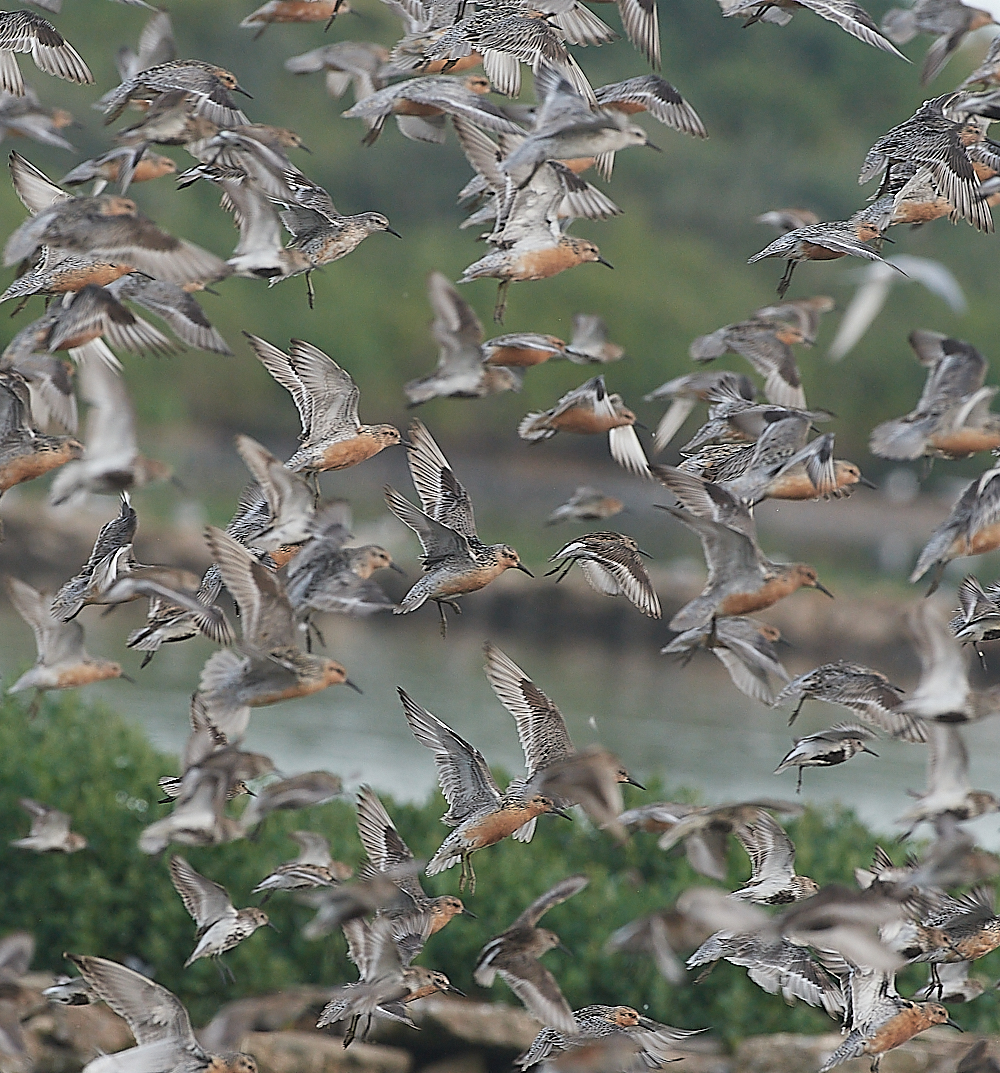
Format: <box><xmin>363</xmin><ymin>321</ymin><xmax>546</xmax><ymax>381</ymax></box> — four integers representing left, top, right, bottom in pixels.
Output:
<box><xmin>3</xmin><ymin>693</ymin><xmax>999</xmax><ymax>1041</ymax></box>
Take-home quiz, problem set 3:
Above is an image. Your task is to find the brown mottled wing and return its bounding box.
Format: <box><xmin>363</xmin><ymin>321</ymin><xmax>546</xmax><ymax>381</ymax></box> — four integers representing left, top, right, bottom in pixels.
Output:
<box><xmin>205</xmin><ymin>526</ymin><xmax>296</xmax><ymax>652</ymax></box>
<box><xmin>168</xmin><ymin>855</ymin><xmax>235</xmax><ymax>929</ymax></box>
<box><xmin>66</xmin><ymin>954</ymin><xmax>202</xmax><ymax>1051</ymax></box>
<box><xmin>483</xmin><ymin>643</ymin><xmax>575</xmax><ymax>778</ymax></box>
<box><xmin>288</xmin><ymin>339</ymin><xmax>361</xmax><ymax>441</ymax></box>
<box><xmin>398</xmin><ymin>688</ymin><xmax>501</xmax><ymax>824</ymax></box>
<box><xmin>497</xmin><ymin>957</ymin><xmax>577</xmax><ymax>1034</ymax></box>
<box><xmin>508</xmin><ymin>874</ymin><xmax>589</xmax><ymax>930</ymax></box>
<box><xmin>404</xmin><ymin>420</ymin><xmax>478</xmax><ymax>540</ymax></box>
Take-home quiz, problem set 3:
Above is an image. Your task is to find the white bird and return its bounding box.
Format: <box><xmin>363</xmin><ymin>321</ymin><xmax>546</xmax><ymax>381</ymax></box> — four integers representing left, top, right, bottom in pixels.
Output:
<box><xmin>828</xmin><ymin>256</ymin><xmax>966</xmax><ymax>361</ymax></box>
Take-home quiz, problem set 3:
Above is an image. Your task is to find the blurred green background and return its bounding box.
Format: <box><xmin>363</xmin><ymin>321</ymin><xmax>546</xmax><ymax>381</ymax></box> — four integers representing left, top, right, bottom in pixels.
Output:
<box><xmin>5</xmin><ymin>695</ymin><xmax>999</xmax><ymax>1041</ymax></box>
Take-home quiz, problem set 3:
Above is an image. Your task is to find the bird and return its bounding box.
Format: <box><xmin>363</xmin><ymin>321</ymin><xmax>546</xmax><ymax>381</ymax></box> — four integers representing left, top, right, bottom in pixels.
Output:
<box><xmin>688</xmin><ymin>316</ymin><xmax>808</xmax><ymax>408</ymax></box>
<box><xmin>355</xmin><ymin>784</ymin><xmax>471</xmax><ymax>946</ymax></box>
<box><xmin>399</xmin><ymin>685</ymin><xmax>568</xmax><ymax>893</ymax></box>
<box><xmin>951</xmin><ymin>574</ymin><xmax>1000</xmax><ymax>657</ymax></box>
<box><xmin>546</xmin><ymin>532</ymin><xmax>661</xmax><ymax>617</ymax></box>
<box><xmin>564</xmin><ymin>313</ymin><xmax>625</xmax><ymax>363</ymax></box>
<box><xmin>65</xmin><ymin>954</ymin><xmax>261</xmax><ymax>1073</ymax></box>
<box><xmin>233</xmin><ymin>434</ymin><xmax>315</xmax><ymax>551</ymax></box>
<box><xmin>251</xmin><ymin>831</ymin><xmax>353</xmax><ymax>902</ymax></box>
<box><xmin>896</xmin><ymin>720</ymin><xmax>1000</xmax><ymax>835</ymax></box>
<box><xmin>98</xmin><ymin>59</ymin><xmax>250</xmax><ymax>126</ymax></box>
<box><xmin>729</xmin><ymin>809</ymin><xmax>819</xmax><ymax>902</ymax></box>
<box><xmin>716</xmin><ymin>0</ymin><xmax>908</xmax><ymax>58</ymax></box>
<box><xmin>342</xmin><ymin>74</ymin><xmax>525</xmax><ymax>146</ymax></box>
<box><xmin>870</xmin><ymin>331</ymin><xmax>1000</xmax><ymax>462</ymax></box>
<box><xmin>774</xmin><ymin>724</ymin><xmax>880</xmax><ymax>792</ymax></box>
<box><xmin>197</xmin><ymin>526</ymin><xmax>356</xmax><ymax>726</ymax></box>
<box><xmin>859</xmin><ymin>93</ymin><xmax>994</xmax><ymax>234</ymax></box>
<box><xmin>653</xmin><ymin>799</ymin><xmax>804</xmax><ymax>878</ymax></box>
<box><xmin>910</xmin><ymin>462</ymin><xmax>1000</xmax><ymax>592</ymax></box>
<box><xmin>644</xmin><ymin>370</ymin><xmax>757</xmax><ymax>453</ymax></box>
<box><xmin>6</xmin><ymin>576</ymin><xmax>125</xmax><ymax>712</ymax></box>
<box><xmin>3</xmin><ymin>157</ymin><xmax>228</xmax><ymax>287</ymax></box>
<box><xmin>819</xmin><ymin>964</ymin><xmax>960</xmax><ymax>1072</ymax></box>
<box><xmin>168</xmin><ymin>855</ymin><xmax>270</xmax><ymax>972</ymax></box>
<box><xmin>0</xmin><ymin>367</ymin><xmax>82</xmax><ymax>496</ymax></box>
<box><xmin>516</xmin><ymin>1005</ymin><xmax>701</xmax><ymax>1070</ymax></box>
<box><xmin>155</xmin><ymin>695</ymin><xmax>255</xmax><ymax>805</ymax></box>
<box><xmin>484</xmin><ymin>641</ymin><xmax>644</xmax><ymax>834</ymax></box>
<box><xmin>285</xmin><ymin>510</ymin><xmax>401</xmax><ymax>635</ymax></box>
<box><xmin>48</xmin><ymin>346</ymin><xmax>176</xmax><ymax>506</ymax></box>
<box><xmin>519</xmin><ymin>376</ymin><xmax>651</xmax><ymax>478</ymax></box>
<box><xmin>662</xmin><ymin>616</ymin><xmax>791</xmax><ymax>706</ymax></box>
<box><xmin>748</xmin><ymin>216</ymin><xmax>898</xmax><ymax>298</ymax></box>
<box><xmin>238</xmin><ymin>771</ymin><xmax>344</xmax><ymax>833</ymax></box>
<box><xmin>474</xmin><ymin>874</ymin><xmax>588</xmax><ymax>1032</ymax></box>
<box><xmin>0</xmin><ymin>11</ymin><xmax>92</xmax><ymax>97</ymax></box>
<box><xmin>315</xmin><ymin>916</ymin><xmax>459</xmax><ymax>1046</ymax></box>
<box><xmin>384</xmin><ymin>420</ymin><xmax>532</xmax><ymax>633</ymax></box>
<box><xmin>240</xmin><ymin>0</ymin><xmax>353</xmax><ymax>37</ymax></box>
<box><xmin>245</xmin><ymin>335</ymin><xmax>403</xmax><ymax>475</ymax></box>
<box><xmin>10</xmin><ymin>797</ymin><xmax>86</xmax><ymax>852</ymax></box>
<box><xmin>544</xmin><ymin>486</ymin><xmax>624</xmax><ymax>525</ymax></box>
<box><xmin>404</xmin><ymin>272</ymin><xmax>524</xmax><ymax>406</ymax></box>
<box><xmin>774</xmin><ymin>660</ymin><xmax>919</xmax><ymax>740</ymax></box>
<box><xmin>654</xmin><ymin>466</ymin><xmax>833</xmax><ymax>631</ymax></box>
<box><xmin>0</xmin><ymin>85</ymin><xmax>75</xmax><ymax>150</ymax></box>
<box><xmin>881</xmin><ymin>0</ymin><xmax>995</xmax><ymax>84</ymax></box>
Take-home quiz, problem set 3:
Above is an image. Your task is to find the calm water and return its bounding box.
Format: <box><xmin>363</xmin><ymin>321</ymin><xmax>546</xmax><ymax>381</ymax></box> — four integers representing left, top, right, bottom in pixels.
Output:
<box><xmin>5</xmin><ymin>602</ymin><xmax>1000</xmax><ymax>848</ymax></box>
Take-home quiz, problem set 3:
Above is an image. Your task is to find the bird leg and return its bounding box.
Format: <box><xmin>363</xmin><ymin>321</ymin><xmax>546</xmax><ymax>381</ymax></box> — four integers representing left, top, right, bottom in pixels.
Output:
<box><xmin>305</xmin><ymin>270</ymin><xmax>316</xmax><ymax>310</ymax></box>
<box><xmin>976</xmin><ymin>644</ymin><xmax>988</xmax><ymax>672</ymax></box>
<box><xmin>434</xmin><ymin>599</ymin><xmax>450</xmax><ymax>638</ymax></box>
<box><xmin>27</xmin><ymin>690</ymin><xmax>42</xmax><ymax>719</ymax></box>
<box><xmin>140</xmin><ymin>650</ymin><xmax>157</xmax><ymax>669</ymax></box>
<box><xmin>544</xmin><ymin>558</ymin><xmax>576</xmax><ymax>583</ymax></box>
<box><xmin>8</xmin><ymin>295</ymin><xmax>31</xmax><ymax>318</ymax></box>
<box><xmin>741</xmin><ymin>4</ymin><xmax>772</xmax><ymax>26</ymax></box>
<box><xmin>788</xmin><ymin>698</ymin><xmax>805</xmax><ymax>726</ymax></box>
<box><xmin>343</xmin><ymin>1014</ymin><xmax>361</xmax><ymax>1048</ymax></box>
<box><xmin>931</xmin><ymin>964</ymin><xmax>942</xmax><ymax>999</ymax></box>
<box><xmin>776</xmin><ymin>259</ymin><xmax>797</xmax><ymax>298</ymax></box>
<box><xmin>493</xmin><ymin>280</ymin><xmax>510</xmax><ymax>324</ymax></box>
<box><xmin>465</xmin><ymin>856</ymin><xmax>477</xmax><ymax>895</ymax></box>
<box><xmin>215</xmin><ymin>957</ymin><xmax>235</xmax><ymax>985</ymax></box>
<box><xmin>796</xmin><ymin>767</ymin><xmax>803</xmax><ymax>794</ymax></box>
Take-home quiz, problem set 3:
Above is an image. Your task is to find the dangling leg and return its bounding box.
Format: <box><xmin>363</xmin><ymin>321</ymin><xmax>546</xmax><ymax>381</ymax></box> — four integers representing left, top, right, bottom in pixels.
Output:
<box><xmin>788</xmin><ymin>697</ymin><xmax>805</xmax><ymax>726</ymax></box>
<box><xmin>977</xmin><ymin>644</ymin><xmax>988</xmax><ymax>672</ymax></box>
<box><xmin>305</xmin><ymin>270</ymin><xmax>316</xmax><ymax>310</ymax></box>
<box><xmin>434</xmin><ymin>599</ymin><xmax>449</xmax><ymax>639</ymax></box>
<box><xmin>458</xmin><ymin>854</ymin><xmax>467</xmax><ymax>892</ymax></box>
<box><xmin>796</xmin><ymin>767</ymin><xmax>803</xmax><ymax>794</ymax></box>
<box><xmin>466</xmin><ymin>856</ymin><xmax>477</xmax><ymax>895</ymax></box>
<box><xmin>494</xmin><ymin>279</ymin><xmax>510</xmax><ymax>324</ymax></box>
<box><xmin>27</xmin><ymin>690</ymin><xmax>42</xmax><ymax>719</ymax></box>
<box><xmin>777</xmin><ymin>259</ymin><xmax>796</xmax><ymax>298</ymax></box>
<box><xmin>343</xmin><ymin>1014</ymin><xmax>361</xmax><ymax>1048</ymax></box>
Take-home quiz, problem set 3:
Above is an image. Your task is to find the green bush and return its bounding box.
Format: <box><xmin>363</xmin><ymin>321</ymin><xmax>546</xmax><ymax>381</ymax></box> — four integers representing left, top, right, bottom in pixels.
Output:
<box><xmin>2</xmin><ymin>693</ymin><xmax>998</xmax><ymax>1040</ymax></box>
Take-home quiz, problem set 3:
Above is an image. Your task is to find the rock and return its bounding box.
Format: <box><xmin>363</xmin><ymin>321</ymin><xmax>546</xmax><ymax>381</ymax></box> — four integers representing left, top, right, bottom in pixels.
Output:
<box><xmin>198</xmin><ymin>988</ymin><xmax>339</xmax><ymax>1052</ymax></box>
<box><xmin>374</xmin><ymin>996</ymin><xmax>541</xmax><ymax>1054</ymax></box>
<box><xmin>734</xmin><ymin>1031</ymin><xmax>986</xmax><ymax>1073</ymax></box>
<box><xmin>21</xmin><ymin>1001</ymin><xmax>133</xmax><ymax>1073</ymax></box>
<box><xmin>416</xmin><ymin>1053</ymin><xmax>486</xmax><ymax>1073</ymax></box>
<box><xmin>243</xmin><ymin>1030</ymin><xmax>412</xmax><ymax>1073</ymax></box>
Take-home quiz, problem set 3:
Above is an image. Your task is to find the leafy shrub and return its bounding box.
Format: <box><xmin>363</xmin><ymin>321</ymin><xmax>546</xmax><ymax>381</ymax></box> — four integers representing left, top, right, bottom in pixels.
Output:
<box><xmin>2</xmin><ymin>694</ymin><xmax>997</xmax><ymax>1039</ymax></box>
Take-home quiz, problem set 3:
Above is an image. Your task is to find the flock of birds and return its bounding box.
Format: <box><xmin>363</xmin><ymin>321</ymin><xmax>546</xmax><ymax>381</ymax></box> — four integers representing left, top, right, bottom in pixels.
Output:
<box><xmin>3</xmin><ymin>0</ymin><xmax>1000</xmax><ymax>1072</ymax></box>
